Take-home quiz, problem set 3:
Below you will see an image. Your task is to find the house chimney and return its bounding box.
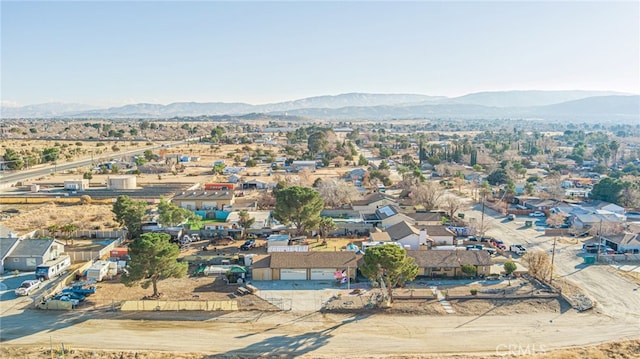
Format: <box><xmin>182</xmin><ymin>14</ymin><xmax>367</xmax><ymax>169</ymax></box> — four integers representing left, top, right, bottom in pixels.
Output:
<box><xmin>419</xmin><ymin>228</ymin><xmax>427</xmax><ymax>245</ymax></box>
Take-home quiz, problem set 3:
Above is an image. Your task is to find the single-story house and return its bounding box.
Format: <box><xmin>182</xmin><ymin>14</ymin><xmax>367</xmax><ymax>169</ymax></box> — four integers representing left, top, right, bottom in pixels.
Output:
<box><xmin>582</xmin><ymin>200</ymin><xmax>625</xmax><ymax>215</ymax></box>
<box><xmin>251</xmin><ymin>251</ymin><xmax>359</xmax><ymax>281</ymax></box>
<box><xmin>0</xmin><ymin>236</ymin><xmax>21</xmax><ymax>274</ymax></box>
<box><xmin>226</xmin><ymin>210</ymin><xmax>272</xmax><ymax>231</ymax></box>
<box><xmin>602</xmin><ymin>233</ymin><xmax>640</xmax><ymax>253</ymax></box>
<box><xmin>406</xmin><ymin>212</ymin><xmax>443</xmax><ymax>226</ymax></box>
<box><xmin>423</xmin><ymin>225</ymin><xmax>456</xmax><ymax>246</ymax></box>
<box><xmin>172</xmin><ymin>191</ymin><xmax>235</xmax><ymax>211</ymax></box>
<box><xmin>290</xmin><ymin>161</ymin><xmax>317</xmax><ymax>172</ymax></box>
<box><xmin>572</xmin><ymin>213</ymin><xmax>624</xmax><ymax>231</ymax></box>
<box><xmin>4</xmin><ymin>238</ymin><xmax>65</xmax><ymax>272</ymax></box>
<box><xmin>64</xmin><ymin>179</ymin><xmax>89</xmax><ymax>191</ymax></box>
<box><xmin>384</xmin><ymin>221</ymin><xmax>430</xmax><ymax>250</ymax></box>
<box><xmin>365</xmin><ymin>205</ymin><xmax>415</xmax><ymax>229</ymax></box>
<box><xmin>407</xmin><ymin>250</ymin><xmax>492</xmax><ymax>278</ymax></box>
<box><xmin>351</xmin><ymin>193</ymin><xmax>398</xmax><ymax>212</ymax></box>
<box><xmin>243</xmin><ymin>179</ymin><xmax>267</xmax><ymax>190</ymax></box>
<box><xmin>345</xmin><ymin>168</ymin><xmax>367</xmax><ymax>181</ymax></box>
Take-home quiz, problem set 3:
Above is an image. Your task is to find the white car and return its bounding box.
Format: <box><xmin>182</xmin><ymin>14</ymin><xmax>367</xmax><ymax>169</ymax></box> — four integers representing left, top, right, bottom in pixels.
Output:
<box><xmin>529</xmin><ymin>211</ymin><xmax>546</xmax><ymax>217</ymax></box>
<box><xmin>15</xmin><ymin>280</ymin><xmax>41</xmax><ymax>296</ymax></box>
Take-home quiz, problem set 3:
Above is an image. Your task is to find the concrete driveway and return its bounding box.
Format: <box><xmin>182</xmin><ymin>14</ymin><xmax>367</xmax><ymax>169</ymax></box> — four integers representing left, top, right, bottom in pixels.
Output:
<box><xmin>250</xmin><ymin>280</ymin><xmax>364</xmax><ymax>311</ymax></box>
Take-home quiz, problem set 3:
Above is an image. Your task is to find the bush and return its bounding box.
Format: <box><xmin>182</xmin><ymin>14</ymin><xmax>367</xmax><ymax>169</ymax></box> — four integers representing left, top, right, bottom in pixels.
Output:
<box><xmin>470</xmin><ymin>288</ymin><xmax>478</xmax><ymax>295</ymax></box>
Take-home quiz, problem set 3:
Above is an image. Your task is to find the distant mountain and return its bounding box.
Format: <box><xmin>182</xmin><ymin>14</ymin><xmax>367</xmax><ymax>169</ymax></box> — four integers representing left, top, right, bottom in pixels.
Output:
<box><xmin>444</xmin><ymin>90</ymin><xmax>631</xmax><ymax>107</ymax></box>
<box><xmin>1</xmin><ymin>91</ymin><xmax>638</xmax><ymax>121</ymax></box>
<box><xmin>0</xmin><ymin>102</ymin><xmax>98</xmax><ymax>118</ymax></box>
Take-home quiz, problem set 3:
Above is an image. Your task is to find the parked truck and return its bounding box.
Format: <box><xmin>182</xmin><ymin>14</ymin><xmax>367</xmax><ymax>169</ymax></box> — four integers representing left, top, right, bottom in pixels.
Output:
<box><xmin>35</xmin><ymin>255</ymin><xmax>71</xmax><ymax>281</ymax></box>
<box><xmin>510</xmin><ymin>244</ymin><xmax>527</xmax><ymax>255</ymax></box>
<box><xmin>86</xmin><ymin>260</ymin><xmax>110</xmax><ymax>282</ymax></box>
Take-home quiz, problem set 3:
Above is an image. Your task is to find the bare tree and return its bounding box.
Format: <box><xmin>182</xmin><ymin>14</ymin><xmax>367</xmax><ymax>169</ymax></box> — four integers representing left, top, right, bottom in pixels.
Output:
<box><xmin>317</xmin><ymin>178</ymin><xmax>356</xmax><ymax>208</ymax></box>
<box><xmin>256</xmin><ymin>191</ymin><xmax>276</xmax><ymax>210</ymax></box>
<box><xmin>522</xmin><ymin>251</ymin><xmax>553</xmax><ymax>282</ymax></box>
<box><xmin>440</xmin><ymin>195</ymin><xmax>463</xmax><ymax>219</ymax></box>
<box><xmin>546</xmin><ymin>212</ymin><xmax>567</xmax><ymax>228</ymax></box>
<box><xmin>411</xmin><ymin>181</ymin><xmax>443</xmax><ymax>211</ymax></box>
<box><xmin>542</xmin><ymin>175</ymin><xmax>566</xmax><ymax>200</ymax></box>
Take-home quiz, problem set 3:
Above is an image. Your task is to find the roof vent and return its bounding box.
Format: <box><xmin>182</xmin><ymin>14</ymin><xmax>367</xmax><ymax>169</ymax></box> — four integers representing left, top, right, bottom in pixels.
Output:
<box><xmin>203</xmin><ymin>192</ymin><xmax>207</xmax><ymax>195</ymax></box>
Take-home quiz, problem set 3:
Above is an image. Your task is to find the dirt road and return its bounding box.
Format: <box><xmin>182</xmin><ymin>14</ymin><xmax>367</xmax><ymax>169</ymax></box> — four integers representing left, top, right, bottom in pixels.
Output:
<box><xmin>1</xmin><ymin>301</ymin><xmax>639</xmax><ymax>357</ymax></box>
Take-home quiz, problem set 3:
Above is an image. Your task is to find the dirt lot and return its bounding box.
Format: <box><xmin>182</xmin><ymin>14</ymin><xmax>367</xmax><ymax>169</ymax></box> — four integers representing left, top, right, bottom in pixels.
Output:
<box><xmin>2</xmin><ymin>339</ymin><xmax>638</xmax><ymax>359</ymax></box>
<box><xmin>1</xmin><ymin>203</ymin><xmax>119</xmax><ymax>233</ymax></box>
<box><xmin>83</xmin><ymin>275</ymin><xmax>277</xmax><ymax>312</ymax></box>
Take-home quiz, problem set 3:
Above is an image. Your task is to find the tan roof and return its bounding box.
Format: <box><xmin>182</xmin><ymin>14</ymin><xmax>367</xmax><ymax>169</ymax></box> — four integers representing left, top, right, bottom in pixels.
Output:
<box><xmin>250</xmin><ymin>255</ymin><xmax>271</xmax><ymax>269</ymax></box>
<box><xmin>370</xmin><ymin>232</ymin><xmax>392</xmax><ymax>242</ymax></box>
<box><xmin>407</xmin><ymin>250</ymin><xmax>460</xmax><ymax>268</ymax></box>
<box><xmin>351</xmin><ymin>193</ymin><xmax>395</xmax><ymax>206</ymax></box>
<box><xmin>406</xmin><ymin>250</ymin><xmax>492</xmax><ymax>268</ymax></box>
<box><xmin>269</xmin><ymin>252</ymin><xmax>360</xmax><ymax>269</ymax></box>
<box><xmin>423</xmin><ymin>225</ymin><xmax>455</xmax><ymax>237</ymax></box>
<box><xmin>407</xmin><ymin>212</ymin><xmax>443</xmax><ymax>222</ymax></box>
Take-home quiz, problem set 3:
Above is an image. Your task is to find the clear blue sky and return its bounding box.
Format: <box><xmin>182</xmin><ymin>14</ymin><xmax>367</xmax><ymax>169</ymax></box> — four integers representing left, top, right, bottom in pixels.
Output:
<box><xmin>2</xmin><ymin>1</ymin><xmax>638</xmax><ymax>107</ymax></box>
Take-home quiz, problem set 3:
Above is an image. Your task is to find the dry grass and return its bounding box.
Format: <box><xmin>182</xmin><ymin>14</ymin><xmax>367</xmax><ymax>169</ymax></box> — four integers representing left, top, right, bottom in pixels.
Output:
<box><xmin>1</xmin><ymin>203</ymin><xmax>119</xmax><ymax>234</ymax></box>
<box><xmin>2</xmin><ymin>339</ymin><xmax>638</xmax><ymax>358</ymax></box>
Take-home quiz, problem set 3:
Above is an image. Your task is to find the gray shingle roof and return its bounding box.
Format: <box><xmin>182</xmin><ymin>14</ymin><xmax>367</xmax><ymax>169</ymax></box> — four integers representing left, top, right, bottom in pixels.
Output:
<box><xmin>385</xmin><ymin>221</ymin><xmax>419</xmax><ymax>241</ymax></box>
<box><xmin>269</xmin><ymin>252</ymin><xmax>359</xmax><ymax>269</ymax></box>
<box><xmin>8</xmin><ymin>239</ymin><xmax>55</xmax><ymax>257</ymax></box>
<box><xmin>0</xmin><ymin>237</ymin><xmax>20</xmax><ymax>260</ymax></box>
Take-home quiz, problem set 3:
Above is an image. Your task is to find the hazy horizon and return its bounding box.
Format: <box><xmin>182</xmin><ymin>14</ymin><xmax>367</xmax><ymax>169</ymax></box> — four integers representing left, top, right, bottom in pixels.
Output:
<box><xmin>2</xmin><ymin>1</ymin><xmax>638</xmax><ymax>107</ymax></box>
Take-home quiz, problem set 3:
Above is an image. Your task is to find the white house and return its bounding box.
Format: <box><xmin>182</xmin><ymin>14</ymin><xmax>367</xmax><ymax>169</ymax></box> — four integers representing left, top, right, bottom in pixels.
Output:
<box><xmin>424</xmin><ymin>225</ymin><xmax>456</xmax><ymax>246</ymax></box>
<box><xmin>384</xmin><ymin>221</ymin><xmax>430</xmax><ymax>250</ymax></box>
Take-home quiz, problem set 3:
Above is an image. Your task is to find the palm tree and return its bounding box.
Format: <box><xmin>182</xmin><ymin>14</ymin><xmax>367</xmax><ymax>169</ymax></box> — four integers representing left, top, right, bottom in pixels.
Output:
<box><xmin>46</xmin><ymin>224</ymin><xmax>59</xmax><ymax>239</ymax></box>
<box><xmin>60</xmin><ymin>223</ymin><xmax>78</xmax><ymax>245</ymax></box>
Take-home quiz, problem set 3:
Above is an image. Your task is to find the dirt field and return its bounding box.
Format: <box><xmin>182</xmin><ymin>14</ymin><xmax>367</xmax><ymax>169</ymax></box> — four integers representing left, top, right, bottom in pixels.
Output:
<box><xmin>1</xmin><ymin>203</ymin><xmax>119</xmax><ymax>233</ymax></box>
<box><xmin>2</xmin><ymin>339</ymin><xmax>638</xmax><ymax>359</ymax></box>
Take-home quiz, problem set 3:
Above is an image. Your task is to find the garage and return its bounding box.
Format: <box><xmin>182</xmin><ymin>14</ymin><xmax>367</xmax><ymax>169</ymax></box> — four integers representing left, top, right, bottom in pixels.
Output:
<box><xmin>310</xmin><ymin>268</ymin><xmax>336</xmax><ymax>280</ymax></box>
<box><xmin>280</xmin><ymin>268</ymin><xmax>307</xmax><ymax>280</ymax></box>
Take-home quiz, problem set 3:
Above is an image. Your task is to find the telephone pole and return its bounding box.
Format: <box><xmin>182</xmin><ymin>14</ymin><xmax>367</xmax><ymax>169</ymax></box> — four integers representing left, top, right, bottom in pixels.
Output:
<box><xmin>549</xmin><ymin>237</ymin><xmax>557</xmax><ymax>285</ymax></box>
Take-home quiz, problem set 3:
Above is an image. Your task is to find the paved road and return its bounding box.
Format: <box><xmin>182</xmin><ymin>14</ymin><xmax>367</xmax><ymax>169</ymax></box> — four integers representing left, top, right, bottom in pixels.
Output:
<box><xmin>0</xmin><ymin>138</ymin><xmax>195</xmax><ymax>186</ymax></box>
<box><xmin>465</xmin><ymin>202</ymin><xmax>640</xmax><ymax>320</ymax></box>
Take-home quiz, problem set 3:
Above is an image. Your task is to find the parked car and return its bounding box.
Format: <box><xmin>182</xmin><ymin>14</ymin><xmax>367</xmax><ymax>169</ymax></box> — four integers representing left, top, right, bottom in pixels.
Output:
<box><xmin>490</xmin><ymin>238</ymin><xmax>506</xmax><ymax>250</ymax></box>
<box><xmin>507</xmin><ymin>214</ymin><xmax>516</xmax><ymax>221</ymax></box>
<box><xmin>529</xmin><ymin>211</ymin><xmax>546</xmax><ymax>217</ymax></box>
<box><xmin>240</xmin><ymin>239</ymin><xmax>256</xmax><ymax>251</ymax></box>
<box><xmin>467</xmin><ymin>236</ymin><xmax>478</xmax><ymax>242</ymax></box>
<box><xmin>15</xmin><ymin>280</ymin><xmax>41</xmax><ymax>296</ymax></box>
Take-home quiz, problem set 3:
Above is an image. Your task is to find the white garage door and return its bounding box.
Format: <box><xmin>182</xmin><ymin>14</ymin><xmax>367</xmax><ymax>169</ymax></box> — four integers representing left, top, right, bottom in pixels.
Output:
<box><xmin>310</xmin><ymin>268</ymin><xmax>336</xmax><ymax>280</ymax></box>
<box><xmin>280</xmin><ymin>268</ymin><xmax>307</xmax><ymax>280</ymax></box>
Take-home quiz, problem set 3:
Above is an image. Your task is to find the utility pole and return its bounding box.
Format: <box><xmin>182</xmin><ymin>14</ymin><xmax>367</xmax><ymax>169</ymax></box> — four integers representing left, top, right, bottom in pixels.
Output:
<box><xmin>549</xmin><ymin>237</ymin><xmax>557</xmax><ymax>285</ymax></box>
<box><xmin>596</xmin><ymin>219</ymin><xmax>603</xmax><ymax>263</ymax></box>
<box><xmin>480</xmin><ymin>197</ymin><xmax>486</xmax><ymax>238</ymax></box>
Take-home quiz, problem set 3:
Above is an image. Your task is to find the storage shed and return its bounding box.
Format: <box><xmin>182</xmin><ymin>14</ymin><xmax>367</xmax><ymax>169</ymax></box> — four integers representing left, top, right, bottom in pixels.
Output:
<box><xmin>64</xmin><ymin>179</ymin><xmax>89</xmax><ymax>191</ymax></box>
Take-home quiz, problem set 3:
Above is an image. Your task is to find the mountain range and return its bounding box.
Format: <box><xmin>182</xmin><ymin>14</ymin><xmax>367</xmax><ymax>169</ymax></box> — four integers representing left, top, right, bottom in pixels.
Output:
<box><xmin>2</xmin><ymin>90</ymin><xmax>638</xmax><ymax>121</ymax></box>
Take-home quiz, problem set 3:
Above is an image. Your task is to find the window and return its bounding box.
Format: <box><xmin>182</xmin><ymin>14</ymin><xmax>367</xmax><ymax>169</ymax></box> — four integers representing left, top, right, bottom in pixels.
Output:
<box><xmin>13</xmin><ymin>258</ymin><xmax>19</xmax><ymax>262</ymax></box>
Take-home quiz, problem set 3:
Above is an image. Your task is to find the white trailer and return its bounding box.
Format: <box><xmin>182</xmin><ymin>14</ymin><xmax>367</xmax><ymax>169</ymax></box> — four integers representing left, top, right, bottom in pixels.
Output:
<box><xmin>86</xmin><ymin>260</ymin><xmax>111</xmax><ymax>282</ymax></box>
<box><xmin>35</xmin><ymin>255</ymin><xmax>71</xmax><ymax>281</ymax></box>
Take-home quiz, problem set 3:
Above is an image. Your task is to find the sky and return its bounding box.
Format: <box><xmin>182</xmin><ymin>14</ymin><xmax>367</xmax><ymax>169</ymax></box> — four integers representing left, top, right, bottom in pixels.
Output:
<box><xmin>1</xmin><ymin>1</ymin><xmax>639</xmax><ymax>107</ymax></box>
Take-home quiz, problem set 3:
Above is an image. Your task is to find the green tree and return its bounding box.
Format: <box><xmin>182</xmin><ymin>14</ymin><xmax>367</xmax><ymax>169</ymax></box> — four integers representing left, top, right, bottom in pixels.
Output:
<box><xmin>589</xmin><ymin>177</ymin><xmax>625</xmax><ymax>205</ymax></box>
<box><xmin>83</xmin><ymin>171</ymin><xmax>93</xmax><ymax>180</ymax></box>
<box><xmin>460</xmin><ymin>264</ymin><xmax>477</xmax><ymax>277</ymax></box>
<box><xmin>42</xmin><ymin>147</ymin><xmax>59</xmax><ymax>163</ymax></box>
<box><xmin>143</xmin><ymin>150</ymin><xmax>154</xmax><ymax>161</ymax></box>
<box><xmin>112</xmin><ymin>195</ymin><xmax>147</xmax><ymax>238</ymax></box>
<box><xmin>273</xmin><ymin>186</ymin><xmax>324</xmax><ymax>235</ymax></box>
<box><xmin>487</xmin><ymin>168</ymin><xmax>510</xmax><ymax>186</ymax></box>
<box><xmin>46</xmin><ymin>224</ymin><xmax>59</xmax><ymax>238</ymax></box>
<box><xmin>504</xmin><ymin>261</ymin><xmax>517</xmax><ymax>285</ymax></box>
<box><xmin>60</xmin><ymin>223</ymin><xmax>78</xmax><ymax>245</ymax></box>
<box><xmin>3</xmin><ymin>148</ymin><xmax>24</xmax><ymax>170</ymax></box>
<box><xmin>360</xmin><ymin>244</ymin><xmax>418</xmax><ymax>305</ymax></box>
<box><xmin>122</xmin><ymin>232</ymin><xmax>187</xmax><ymax>298</ymax></box>
<box><xmin>307</xmin><ymin>131</ymin><xmax>328</xmax><ymax>155</ymax></box>
<box><xmin>317</xmin><ymin>216</ymin><xmax>337</xmax><ymax>239</ymax></box>
<box><xmin>237</xmin><ymin>210</ymin><xmax>255</xmax><ymax>240</ymax></box>
<box><xmin>358</xmin><ymin>154</ymin><xmax>369</xmax><ymax>166</ymax></box>
<box><xmin>157</xmin><ymin>197</ymin><xmax>196</xmax><ymax>227</ymax></box>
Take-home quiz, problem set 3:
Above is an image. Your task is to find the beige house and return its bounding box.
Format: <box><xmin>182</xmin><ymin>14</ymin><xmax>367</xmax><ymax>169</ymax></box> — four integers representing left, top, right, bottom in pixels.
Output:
<box><xmin>171</xmin><ymin>191</ymin><xmax>235</xmax><ymax>211</ymax></box>
<box><xmin>351</xmin><ymin>193</ymin><xmax>398</xmax><ymax>212</ymax></box>
<box><xmin>251</xmin><ymin>252</ymin><xmax>359</xmax><ymax>281</ymax></box>
<box><xmin>406</xmin><ymin>212</ymin><xmax>444</xmax><ymax>226</ymax></box>
<box><xmin>424</xmin><ymin>225</ymin><xmax>456</xmax><ymax>246</ymax></box>
<box><xmin>407</xmin><ymin>250</ymin><xmax>492</xmax><ymax>278</ymax></box>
